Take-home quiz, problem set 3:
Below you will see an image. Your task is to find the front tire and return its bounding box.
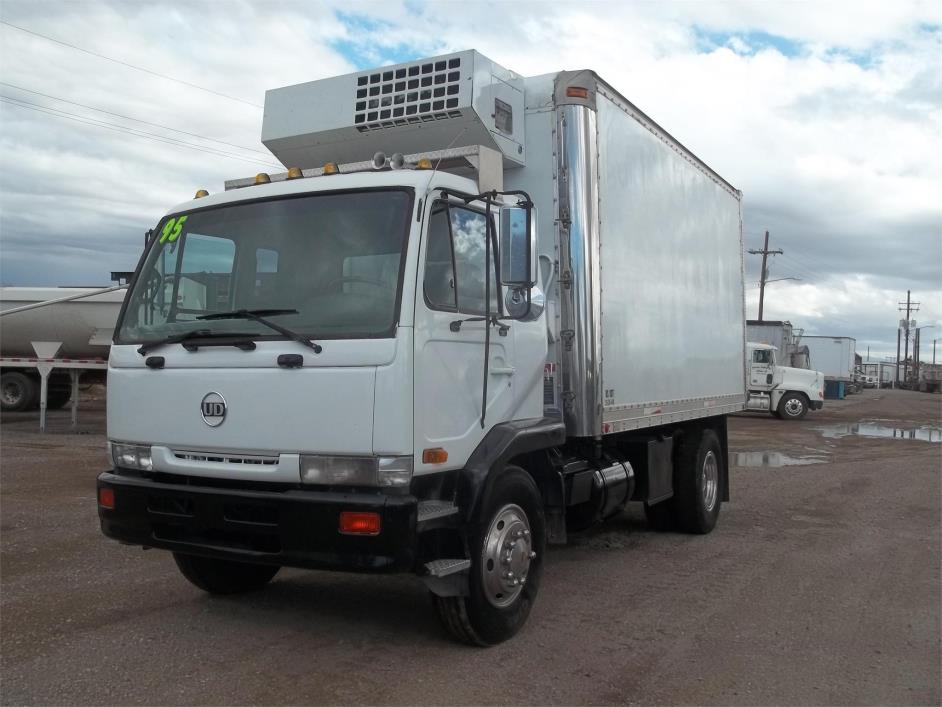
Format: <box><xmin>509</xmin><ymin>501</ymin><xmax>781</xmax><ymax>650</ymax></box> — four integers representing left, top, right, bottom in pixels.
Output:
<box><xmin>433</xmin><ymin>466</ymin><xmax>545</xmax><ymax>646</ymax></box>
<box><xmin>673</xmin><ymin>429</ymin><xmax>724</xmax><ymax>534</ymax></box>
<box><xmin>173</xmin><ymin>553</ymin><xmax>279</xmax><ymax>594</ymax></box>
<box><xmin>778</xmin><ymin>392</ymin><xmax>809</xmax><ymax>420</ymax></box>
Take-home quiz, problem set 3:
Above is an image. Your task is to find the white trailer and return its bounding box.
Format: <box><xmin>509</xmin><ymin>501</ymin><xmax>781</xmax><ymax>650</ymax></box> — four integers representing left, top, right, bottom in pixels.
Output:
<box><xmin>97</xmin><ymin>50</ymin><xmax>745</xmax><ymax>645</ymax></box>
<box><xmin>746</xmin><ymin>319</ymin><xmax>810</xmax><ymax>369</ymax></box>
<box><xmin>803</xmin><ymin>336</ymin><xmax>856</xmax><ymax>381</ymax></box>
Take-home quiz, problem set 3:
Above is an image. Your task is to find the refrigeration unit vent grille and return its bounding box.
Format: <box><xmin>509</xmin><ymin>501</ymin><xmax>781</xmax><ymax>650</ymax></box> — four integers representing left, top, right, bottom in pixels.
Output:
<box><xmin>354</xmin><ymin>56</ymin><xmax>463</xmax><ymax>132</ymax></box>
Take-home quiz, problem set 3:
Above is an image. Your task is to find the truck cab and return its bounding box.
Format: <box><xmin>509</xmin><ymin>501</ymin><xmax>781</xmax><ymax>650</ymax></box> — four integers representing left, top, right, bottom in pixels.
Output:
<box><xmin>746</xmin><ymin>342</ymin><xmax>824</xmax><ymax>419</ymax></box>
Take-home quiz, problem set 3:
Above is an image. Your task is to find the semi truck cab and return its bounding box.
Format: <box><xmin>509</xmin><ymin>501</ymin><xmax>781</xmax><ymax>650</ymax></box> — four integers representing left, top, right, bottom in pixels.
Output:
<box><xmin>745</xmin><ymin>342</ymin><xmax>824</xmax><ymax>419</ymax></box>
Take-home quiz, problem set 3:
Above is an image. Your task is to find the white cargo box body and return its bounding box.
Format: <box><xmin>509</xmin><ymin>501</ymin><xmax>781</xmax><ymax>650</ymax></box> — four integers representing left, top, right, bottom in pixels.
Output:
<box><xmin>507</xmin><ymin>71</ymin><xmax>745</xmax><ymax>436</ymax></box>
<box><xmin>803</xmin><ymin>336</ymin><xmax>856</xmax><ymax>381</ymax></box>
<box><xmin>257</xmin><ymin>52</ymin><xmax>746</xmax><ymax>438</ymax></box>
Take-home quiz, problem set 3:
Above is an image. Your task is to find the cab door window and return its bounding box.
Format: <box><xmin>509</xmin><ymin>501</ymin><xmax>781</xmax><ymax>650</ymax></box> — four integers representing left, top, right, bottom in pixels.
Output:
<box><xmin>423</xmin><ymin>201</ymin><xmax>498</xmax><ymax>315</ymax></box>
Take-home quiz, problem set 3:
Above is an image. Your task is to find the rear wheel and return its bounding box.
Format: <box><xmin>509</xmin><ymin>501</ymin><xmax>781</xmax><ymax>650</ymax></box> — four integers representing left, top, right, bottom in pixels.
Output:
<box><xmin>173</xmin><ymin>553</ymin><xmax>279</xmax><ymax>594</ymax></box>
<box><xmin>778</xmin><ymin>392</ymin><xmax>808</xmax><ymax>420</ymax></box>
<box><xmin>433</xmin><ymin>466</ymin><xmax>545</xmax><ymax>646</ymax></box>
<box><xmin>1</xmin><ymin>372</ymin><xmax>38</xmax><ymax>412</ymax></box>
<box><xmin>672</xmin><ymin>429</ymin><xmax>724</xmax><ymax>534</ymax></box>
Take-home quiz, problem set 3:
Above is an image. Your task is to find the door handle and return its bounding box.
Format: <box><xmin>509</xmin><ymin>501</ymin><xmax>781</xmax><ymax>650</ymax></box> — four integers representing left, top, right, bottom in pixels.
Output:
<box><xmin>490</xmin><ymin>366</ymin><xmax>515</xmax><ymax>376</ymax></box>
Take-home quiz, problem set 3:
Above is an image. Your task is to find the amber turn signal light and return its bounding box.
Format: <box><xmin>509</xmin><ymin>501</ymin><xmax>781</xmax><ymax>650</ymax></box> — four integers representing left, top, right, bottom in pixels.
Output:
<box><xmin>422</xmin><ymin>448</ymin><xmax>448</xmax><ymax>464</ymax></box>
<box><xmin>566</xmin><ymin>86</ymin><xmax>589</xmax><ymax>99</ymax></box>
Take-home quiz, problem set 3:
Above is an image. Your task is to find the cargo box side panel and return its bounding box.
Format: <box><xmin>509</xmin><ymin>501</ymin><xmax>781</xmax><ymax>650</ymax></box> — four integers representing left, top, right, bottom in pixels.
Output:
<box><xmin>596</xmin><ymin>89</ymin><xmax>745</xmax><ymax>433</ymax></box>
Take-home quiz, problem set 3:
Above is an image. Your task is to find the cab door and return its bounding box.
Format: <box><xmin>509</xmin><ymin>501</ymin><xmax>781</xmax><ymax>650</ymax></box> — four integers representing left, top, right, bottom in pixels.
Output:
<box><xmin>750</xmin><ymin>348</ymin><xmax>774</xmax><ymax>389</ymax></box>
<box><xmin>413</xmin><ymin>197</ymin><xmax>515</xmax><ymax>475</ymax></box>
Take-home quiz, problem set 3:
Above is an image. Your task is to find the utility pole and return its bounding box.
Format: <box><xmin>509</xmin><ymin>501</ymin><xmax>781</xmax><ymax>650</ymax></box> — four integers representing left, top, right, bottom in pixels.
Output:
<box><xmin>897</xmin><ymin>290</ymin><xmax>920</xmax><ymax>385</ymax></box>
<box><xmin>896</xmin><ymin>329</ymin><xmax>901</xmax><ymax>385</ymax></box>
<box><xmin>748</xmin><ymin>231</ymin><xmax>783</xmax><ymax>322</ymax></box>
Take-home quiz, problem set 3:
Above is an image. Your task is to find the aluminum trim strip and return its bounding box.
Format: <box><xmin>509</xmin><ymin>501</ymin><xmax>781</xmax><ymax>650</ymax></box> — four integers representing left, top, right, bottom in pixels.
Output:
<box><xmin>557</xmin><ymin>104</ymin><xmax>603</xmax><ymax>438</ymax></box>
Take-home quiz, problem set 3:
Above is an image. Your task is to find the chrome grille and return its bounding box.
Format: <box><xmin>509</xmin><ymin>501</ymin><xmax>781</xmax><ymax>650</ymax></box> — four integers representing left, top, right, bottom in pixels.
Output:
<box><xmin>172</xmin><ymin>451</ymin><xmax>278</xmax><ymax>466</ymax></box>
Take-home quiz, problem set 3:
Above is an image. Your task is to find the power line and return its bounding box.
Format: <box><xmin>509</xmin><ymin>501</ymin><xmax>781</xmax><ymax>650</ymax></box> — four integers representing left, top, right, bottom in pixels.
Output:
<box><xmin>0</xmin><ymin>20</ymin><xmax>262</xmax><ymax>109</ymax></box>
<box><xmin>0</xmin><ymin>82</ymin><xmax>268</xmax><ymax>155</ymax></box>
<box><xmin>0</xmin><ymin>98</ymin><xmax>279</xmax><ymax>168</ymax></box>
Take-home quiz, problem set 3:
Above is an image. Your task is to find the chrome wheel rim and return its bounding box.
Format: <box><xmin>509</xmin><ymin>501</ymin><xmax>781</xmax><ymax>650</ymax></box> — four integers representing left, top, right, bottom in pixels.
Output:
<box><xmin>481</xmin><ymin>504</ymin><xmax>534</xmax><ymax>608</ymax></box>
<box><xmin>784</xmin><ymin>398</ymin><xmax>803</xmax><ymax>416</ymax></box>
<box><xmin>701</xmin><ymin>451</ymin><xmax>718</xmax><ymax>512</ymax></box>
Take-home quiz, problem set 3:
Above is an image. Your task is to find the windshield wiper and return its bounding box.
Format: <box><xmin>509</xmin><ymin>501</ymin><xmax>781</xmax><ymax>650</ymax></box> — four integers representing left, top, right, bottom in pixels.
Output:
<box><xmin>197</xmin><ymin>309</ymin><xmax>322</xmax><ymax>353</ymax></box>
<box><xmin>137</xmin><ymin>329</ymin><xmax>258</xmax><ymax>356</ymax></box>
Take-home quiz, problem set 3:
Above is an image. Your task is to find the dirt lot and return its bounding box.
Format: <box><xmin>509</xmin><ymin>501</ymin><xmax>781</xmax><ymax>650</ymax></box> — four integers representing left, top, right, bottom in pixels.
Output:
<box><xmin>1</xmin><ymin>389</ymin><xmax>939</xmax><ymax>705</ymax></box>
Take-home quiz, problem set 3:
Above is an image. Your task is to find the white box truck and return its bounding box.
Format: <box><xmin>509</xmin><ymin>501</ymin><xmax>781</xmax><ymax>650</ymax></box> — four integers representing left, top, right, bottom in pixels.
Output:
<box><xmin>97</xmin><ymin>50</ymin><xmax>745</xmax><ymax>645</ymax></box>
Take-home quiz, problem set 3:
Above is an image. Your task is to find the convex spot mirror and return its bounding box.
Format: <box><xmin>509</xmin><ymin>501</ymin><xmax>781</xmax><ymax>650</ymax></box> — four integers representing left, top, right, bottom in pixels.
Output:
<box><xmin>499</xmin><ymin>205</ymin><xmax>537</xmax><ymax>288</ymax></box>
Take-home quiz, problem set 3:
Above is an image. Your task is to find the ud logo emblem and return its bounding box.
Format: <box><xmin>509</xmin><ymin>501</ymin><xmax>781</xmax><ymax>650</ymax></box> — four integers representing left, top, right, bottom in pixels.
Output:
<box><xmin>200</xmin><ymin>392</ymin><xmax>227</xmax><ymax>427</ymax></box>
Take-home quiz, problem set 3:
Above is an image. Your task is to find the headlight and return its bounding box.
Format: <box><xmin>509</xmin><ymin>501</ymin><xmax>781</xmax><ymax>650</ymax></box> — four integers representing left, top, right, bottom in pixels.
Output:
<box><xmin>110</xmin><ymin>442</ymin><xmax>153</xmax><ymax>471</ymax></box>
<box><xmin>299</xmin><ymin>455</ymin><xmax>413</xmax><ymax>488</ymax></box>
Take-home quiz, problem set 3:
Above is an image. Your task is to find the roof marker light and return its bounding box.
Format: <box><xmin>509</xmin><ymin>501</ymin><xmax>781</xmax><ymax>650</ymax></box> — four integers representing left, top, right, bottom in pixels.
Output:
<box><xmin>322</xmin><ymin>162</ymin><xmax>340</xmax><ymax>175</ymax></box>
<box><xmin>286</xmin><ymin>167</ymin><xmax>303</xmax><ymax>179</ymax></box>
<box><xmin>415</xmin><ymin>158</ymin><xmax>433</xmax><ymax>170</ymax></box>
<box><xmin>254</xmin><ymin>173</ymin><xmax>271</xmax><ymax>184</ymax></box>
<box><xmin>566</xmin><ymin>87</ymin><xmax>589</xmax><ymax>99</ymax></box>
<box><xmin>194</xmin><ymin>189</ymin><xmax>209</xmax><ymax>198</ymax></box>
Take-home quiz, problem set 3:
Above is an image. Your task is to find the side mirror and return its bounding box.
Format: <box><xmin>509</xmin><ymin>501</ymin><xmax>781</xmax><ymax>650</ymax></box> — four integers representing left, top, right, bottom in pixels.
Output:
<box><xmin>499</xmin><ymin>205</ymin><xmax>536</xmax><ymax>288</ymax></box>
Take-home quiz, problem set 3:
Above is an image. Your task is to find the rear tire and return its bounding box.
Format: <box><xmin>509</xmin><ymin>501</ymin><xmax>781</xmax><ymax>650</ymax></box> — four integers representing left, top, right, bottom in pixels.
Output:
<box><xmin>433</xmin><ymin>466</ymin><xmax>545</xmax><ymax>646</ymax></box>
<box><xmin>673</xmin><ymin>429</ymin><xmax>724</xmax><ymax>534</ymax></box>
<box><xmin>778</xmin><ymin>392</ymin><xmax>809</xmax><ymax>420</ymax></box>
<box><xmin>1</xmin><ymin>372</ymin><xmax>38</xmax><ymax>412</ymax></box>
<box><xmin>173</xmin><ymin>553</ymin><xmax>279</xmax><ymax>594</ymax></box>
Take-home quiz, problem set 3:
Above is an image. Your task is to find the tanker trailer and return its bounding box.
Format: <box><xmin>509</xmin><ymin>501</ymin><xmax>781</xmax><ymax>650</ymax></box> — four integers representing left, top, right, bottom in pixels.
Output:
<box><xmin>0</xmin><ymin>286</ymin><xmax>125</xmax><ymax>421</ymax></box>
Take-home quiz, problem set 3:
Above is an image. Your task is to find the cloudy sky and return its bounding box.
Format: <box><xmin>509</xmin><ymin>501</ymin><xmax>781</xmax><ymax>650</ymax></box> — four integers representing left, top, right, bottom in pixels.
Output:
<box><xmin>1</xmin><ymin>0</ymin><xmax>939</xmax><ymax>359</ymax></box>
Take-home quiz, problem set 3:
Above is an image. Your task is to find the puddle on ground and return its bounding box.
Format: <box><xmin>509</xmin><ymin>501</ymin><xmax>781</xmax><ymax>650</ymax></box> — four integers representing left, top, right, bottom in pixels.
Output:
<box><xmin>732</xmin><ymin>451</ymin><xmax>828</xmax><ymax>467</ymax></box>
<box><xmin>814</xmin><ymin>423</ymin><xmax>942</xmax><ymax>443</ymax></box>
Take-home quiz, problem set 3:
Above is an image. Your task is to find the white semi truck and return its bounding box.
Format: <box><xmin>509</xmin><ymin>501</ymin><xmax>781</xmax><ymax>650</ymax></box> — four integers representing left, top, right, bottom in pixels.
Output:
<box><xmin>97</xmin><ymin>50</ymin><xmax>746</xmax><ymax>645</ymax></box>
<box><xmin>745</xmin><ymin>342</ymin><xmax>825</xmax><ymax>419</ymax></box>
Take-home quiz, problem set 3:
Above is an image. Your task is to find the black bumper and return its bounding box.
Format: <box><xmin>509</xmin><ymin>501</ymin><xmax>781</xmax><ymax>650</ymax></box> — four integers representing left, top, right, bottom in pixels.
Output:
<box><xmin>97</xmin><ymin>471</ymin><xmax>418</xmax><ymax>573</ymax></box>
<box><xmin>810</xmin><ymin>400</ymin><xmax>824</xmax><ymax>410</ymax></box>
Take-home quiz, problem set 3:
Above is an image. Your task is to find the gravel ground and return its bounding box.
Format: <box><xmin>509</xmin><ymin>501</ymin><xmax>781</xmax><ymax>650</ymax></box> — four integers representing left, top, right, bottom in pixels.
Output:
<box><xmin>1</xmin><ymin>388</ymin><xmax>939</xmax><ymax>705</ymax></box>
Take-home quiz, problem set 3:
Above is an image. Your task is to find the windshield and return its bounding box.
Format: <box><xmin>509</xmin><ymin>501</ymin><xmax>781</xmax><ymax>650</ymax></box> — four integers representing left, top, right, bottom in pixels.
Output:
<box><xmin>117</xmin><ymin>189</ymin><xmax>413</xmax><ymax>343</ymax></box>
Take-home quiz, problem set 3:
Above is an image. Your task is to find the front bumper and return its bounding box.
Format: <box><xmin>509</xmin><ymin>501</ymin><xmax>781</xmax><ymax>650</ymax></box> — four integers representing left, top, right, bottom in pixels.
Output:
<box><xmin>97</xmin><ymin>471</ymin><xmax>418</xmax><ymax>572</ymax></box>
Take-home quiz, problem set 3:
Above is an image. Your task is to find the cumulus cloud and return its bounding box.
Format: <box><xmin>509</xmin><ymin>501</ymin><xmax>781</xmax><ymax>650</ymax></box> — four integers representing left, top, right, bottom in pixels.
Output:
<box><xmin>0</xmin><ymin>0</ymin><xmax>939</xmax><ymax>358</ymax></box>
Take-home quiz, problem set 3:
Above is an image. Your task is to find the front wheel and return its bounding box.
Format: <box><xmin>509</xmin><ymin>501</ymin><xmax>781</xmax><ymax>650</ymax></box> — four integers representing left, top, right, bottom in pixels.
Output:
<box><xmin>173</xmin><ymin>553</ymin><xmax>279</xmax><ymax>594</ymax></box>
<box><xmin>778</xmin><ymin>392</ymin><xmax>809</xmax><ymax>420</ymax></box>
<box><xmin>433</xmin><ymin>466</ymin><xmax>545</xmax><ymax>646</ymax></box>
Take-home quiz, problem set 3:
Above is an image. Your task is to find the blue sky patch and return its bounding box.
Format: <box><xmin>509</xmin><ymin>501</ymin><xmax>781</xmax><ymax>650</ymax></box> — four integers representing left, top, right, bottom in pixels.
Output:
<box><xmin>696</xmin><ymin>28</ymin><xmax>803</xmax><ymax>58</ymax></box>
<box><xmin>332</xmin><ymin>11</ymin><xmax>431</xmax><ymax>70</ymax></box>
